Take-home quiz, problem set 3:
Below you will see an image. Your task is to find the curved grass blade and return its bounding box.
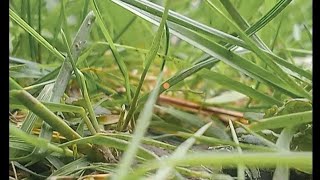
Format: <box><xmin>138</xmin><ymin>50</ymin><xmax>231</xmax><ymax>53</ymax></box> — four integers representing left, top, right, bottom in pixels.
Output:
<box><xmin>49</xmin><ymin>157</ymin><xmax>90</xmax><ymax>177</ymax></box>
<box><xmin>248</xmin><ymin>111</ymin><xmax>312</xmax><ymax>131</ymax></box>
<box><xmin>246</xmin><ymin>0</ymin><xmax>293</xmax><ymax>36</ymax></box>
<box><xmin>229</xmin><ymin>120</ymin><xmax>245</xmax><ymax>180</ymax></box>
<box><xmin>110</xmin><ymin>0</ymin><xmax>304</xmax><ymax>98</ymax></box>
<box><xmin>204</xmin><ymin>0</ymin><xmax>310</xmax><ymax>100</ymax></box>
<box><xmin>59</xmin><ymin>134</ymin><xmax>158</xmax><ymax>160</ymax></box>
<box><xmin>219</xmin><ymin>0</ymin><xmax>311</xmax><ymax>81</ymax></box>
<box><xmin>90</xmin><ymin>0</ymin><xmax>132</xmax><ymax>102</ymax></box>
<box><xmin>112</xmin><ymin>71</ymin><xmax>164</xmax><ymax>179</ymax></box>
<box><xmin>10</xmin><ymin>90</ymin><xmax>82</xmax><ymax>141</ymax></box>
<box><xmin>9</xmin><ymin>8</ymin><xmax>65</xmax><ymax>61</ymax></box>
<box><xmin>114</xmin><ymin>0</ymin><xmax>311</xmax><ymax>89</ymax></box>
<box><xmin>152</xmin><ymin>122</ymin><xmax>212</xmax><ymax>180</ymax></box>
<box><xmin>156</xmin><ymin>106</ymin><xmax>230</xmax><ymax>140</ymax></box>
<box><xmin>106</xmin><ymin>133</ymin><xmax>176</xmax><ymax>151</ymax></box>
<box><xmin>176</xmin><ymin>132</ymin><xmax>276</xmax><ymax>152</ymax></box>
<box><xmin>200</xmin><ymin>69</ymin><xmax>283</xmax><ymax>106</ymax></box>
<box><xmin>121</xmin><ymin>1</ymin><xmax>170</xmax><ymax>130</ymax></box>
<box><xmin>51</xmin><ymin>11</ymin><xmax>96</xmax><ymax>103</ymax></box>
<box><xmin>61</xmin><ymin>29</ymin><xmax>99</xmax><ymax>133</ymax></box>
<box><xmin>111</xmin><ymin>0</ymin><xmax>248</xmax><ymax>49</ymax></box>
<box><xmin>219</xmin><ymin>0</ymin><xmax>270</xmax><ymax>51</ymax></box>
<box><xmin>10</xmin><ymin>123</ymin><xmax>73</xmax><ymax>157</ymax></box>
<box><xmin>273</xmin><ymin>125</ymin><xmax>299</xmax><ymax>180</ymax></box>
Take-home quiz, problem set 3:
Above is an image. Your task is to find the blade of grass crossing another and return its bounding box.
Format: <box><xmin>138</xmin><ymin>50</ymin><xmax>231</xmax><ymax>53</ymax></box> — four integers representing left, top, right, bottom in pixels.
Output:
<box><xmin>273</xmin><ymin>126</ymin><xmax>299</xmax><ymax>180</ymax></box>
<box><xmin>112</xmin><ymin>72</ymin><xmax>164</xmax><ymax>180</ymax></box>
<box><xmin>112</xmin><ymin>1</ymin><xmax>171</xmax><ymax>173</ymax></box>
<box><xmin>204</xmin><ymin>0</ymin><xmax>310</xmax><ymax>100</ymax></box>
<box><xmin>111</xmin><ymin>1</ymin><xmax>304</xmax><ymax>98</ymax></box>
<box><xmin>10</xmin><ymin>123</ymin><xmax>73</xmax><ymax>157</ymax></box>
<box><xmin>121</xmin><ymin>1</ymin><xmax>171</xmax><ymax>130</ymax></box>
<box><xmin>200</xmin><ymin>69</ymin><xmax>283</xmax><ymax>106</ymax></box>
<box><xmin>229</xmin><ymin>120</ymin><xmax>246</xmax><ymax>180</ymax></box>
<box><xmin>9</xmin><ymin>8</ymin><xmax>64</xmax><ymax>61</ymax></box>
<box><xmin>90</xmin><ymin>0</ymin><xmax>132</xmax><ymax>102</ymax></box>
<box><xmin>61</xmin><ymin>29</ymin><xmax>99</xmax><ymax>133</ymax></box>
<box><xmin>126</xmin><ymin>152</ymin><xmax>311</xmax><ymax>179</ymax></box>
<box><xmin>152</xmin><ymin>122</ymin><xmax>213</xmax><ymax>180</ymax></box>
<box><xmin>248</xmin><ymin>111</ymin><xmax>312</xmax><ymax>131</ymax></box>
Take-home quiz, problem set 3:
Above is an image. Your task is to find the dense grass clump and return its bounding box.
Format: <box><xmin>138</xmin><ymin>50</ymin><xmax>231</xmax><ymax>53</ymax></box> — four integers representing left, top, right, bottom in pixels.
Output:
<box><xmin>9</xmin><ymin>0</ymin><xmax>312</xmax><ymax>179</ymax></box>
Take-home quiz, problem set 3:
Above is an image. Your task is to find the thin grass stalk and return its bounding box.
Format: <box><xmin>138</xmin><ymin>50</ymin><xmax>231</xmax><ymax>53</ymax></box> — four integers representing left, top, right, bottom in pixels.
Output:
<box><xmin>120</xmin><ymin>1</ymin><xmax>170</xmax><ymax>130</ymax></box>
<box><xmin>90</xmin><ymin>0</ymin><xmax>132</xmax><ymax>102</ymax></box>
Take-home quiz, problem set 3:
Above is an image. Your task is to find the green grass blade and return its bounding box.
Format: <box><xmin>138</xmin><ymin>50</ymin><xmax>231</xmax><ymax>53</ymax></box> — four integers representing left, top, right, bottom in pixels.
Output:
<box><xmin>229</xmin><ymin>120</ymin><xmax>245</xmax><ymax>180</ymax></box>
<box><xmin>61</xmin><ymin>29</ymin><xmax>99</xmax><ymax>133</ymax></box>
<box><xmin>273</xmin><ymin>126</ymin><xmax>299</xmax><ymax>180</ymax></box>
<box><xmin>59</xmin><ymin>134</ymin><xmax>158</xmax><ymax>160</ymax></box>
<box><xmin>9</xmin><ymin>77</ymin><xmax>24</xmax><ymax>90</ymax></box>
<box><xmin>128</xmin><ymin>152</ymin><xmax>311</xmax><ymax>179</ymax></box>
<box><xmin>219</xmin><ymin>0</ymin><xmax>270</xmax><ymax>51</ymax></box>
<box><xmin>176</xmin><ymin>132</ymin><xmax>276</xmax><ymax>152</ymax></box>
<box><xmin>42</xmin><ymin>102</ymin><xmax>96</xmax><ymax>135</ymax></box>
<box><xmin>49</xmin><ymin>157</ymin><xmax>89</xmax><ymax>177</ymax></box>
<box><xmin>90</xmin><ymin>0</ymin><xmax>132</xmax><ymax>102</ymax></box>
<box><xmin>200</xmin><ymin>69</ymin><xmax>283</xmax><ymax>106</ymax></box>
<box><xmin>9</xmin><ymin>8</ymin><xmax>65</xmax><ymax>61</ymax></box>
<box><xmin>152</xmin><ymin>122</ymin><xmax>212</xmax><ymax>180</ymax></box>
<box><xmin>37</xmin><ymin>0</ymin><xmax>42</xmax><ymax>62</ymax></box>
<box><xmin>204</xmin><ymin>0</ymin><xmax>310</xmax><ymax>100</ymax></box>
<box><xmin>219</xmin><ymin>0</ymin><xmax>311</xmax><ymax>82</ymax></box>
<box><xmin>24</xmin><ymin>0</ymin><xmax>37</xmax><ymax>61</ymax></box>
<box><xmin>110</xmin><ymin>1</ymin><xmax>304</xmax><ymax>98</ymax></box>
<box><xmin>113</xmin><ymin>71</ymin><xmax>164</xmax><ymax>180</ymax></box>
<box><xmin>10</xmin><ymin>90</ymin><xmax>82</xmax><ymax>141</ymax></box>
<box><xmin>246</xmin><ymin>0</ymin><xmax>293</xmax><ymax>36</ymax></box>
<box><xmin>249</xmin><ymin>111</ymin><xmax>312</xmax><ymax>131</ymax></box>
<box><xmin>121</xmin><ymin>1</ymin><xmax>170</xmax><ymax>130</ymax></box>
<box><xmin>111</xmin><ymin>0</ymin><xmax>248</xmax><ymax>49</ymax></box>
<box><xmin>10</xmin><ymin>123</ymin><xmax>73</xmax><ymax>157</ymax></box>
<box><xmin>106</xmin><ymin>133</ymin><xmax>177</xmax><ymax>151</ymax></box>
<box><xmin>156</xmin><ymin>106</ymin><xmax>230</xmax><ymax>140</ymax></box>
<box><xmin>51</xmin><ymin>11</ymin><xmax>96</xmax><ymax>103</ymax></box>
<box><xmin>20</xmin><ymin>84</ymin><xmax>53</xmax><ymax>133</ymax></box>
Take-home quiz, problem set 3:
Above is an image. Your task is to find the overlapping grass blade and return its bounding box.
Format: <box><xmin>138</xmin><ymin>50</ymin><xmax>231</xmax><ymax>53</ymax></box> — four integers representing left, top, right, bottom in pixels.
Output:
<box><xmin>10</xmin><ymin>123</ymin><xmax>73</xmax><ymax>157</ymax></box>
<box><xmin>60</xmin><ymin>134</ymin><xmax>158</xmax><ymax>160</ymax></box>
<box><xmin>113</xmin><ymin>73</ymin><xmax>164</xmax><ymax>179</ymax></box>
<box><xmin>112</xmin><ymin>2</ymin><xmax>170</xmax><ymax>175</ymax></box>
<box><xmin>49</xmin><ymin>157</ymin><xmax>90</xmax><ymax>177</ymax></box>
<box><xmin>9</xmin><ymin>8</ymin><xmax>65</xmax><ymax>61</ymax></box>
<box><xmin>110</xmin><ymin>0</ymin><xmax>305</xmax><ymax>99</ymax></box>
<box><xmin>120</xmin><ymin>0</ymin><xmax>170</xmax><ymax>130</ymax></box>
<box><xmin>200</xmin><ymin>69</ymin><xmax>282</xmax><ymax>106</ymax></box>
<box><xmin>127</xmin><ymin>152</ymin><xmax>311</xmax><ymax>179</ymax></box>
<box><xmin>61</xmin><ymin>29</ymin><xmax>99</xmax><ymax>133</ymax></box>
<box><xmin>90</xmin><ymin>0</ymin><xmax>132</xmax><ymax>102</ymax></box>
<box><xmin>152</xmin><ymin>122</ymin><xmax>212</xmax><ymax>180</ymax></box>
<box><xmin>176</xmin><ymin>132</ymin><xmax>276</xmax><ymax>152</ymax></box>
<box><xmin>219</xmin><ymin>0</ymin><xmax>311</xmax><ymax>81</ymax></box>
<box><xmin>111</xmin><ymin>0</ymin><xmax>248</xmax><ymax>49</ymax></box>
<box><xmin>249</xmin><ymin>111</ymin><xmax>312</xmax><ymax>131</ymax></box>
<box><xmin>204</xmin><ymin>0</ymin><xmax>310</xmax><ymax>99</ymax></box>
<box><xmin>10</xmin><ymin>90</ymin><xmax>82</xmax><ymax>141</ymax></box>
<box><xmin>156</xmin><ymin>106</ymin><xmax>230</xmax><ymax>140</ymax></box>
<box><xmin>229</xmin><ymin>120</ymin><xmax>245</xmax><ymax>180</ymax></box>
<box><xmin>273</xmin><ymin>126</ymin><xmax>299</xmax><ymax>180</ymax></box>
<box><xmin>106</xmin><ymin>133</ymin><xmax>176</xmax><ymax>151</ymax></box>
